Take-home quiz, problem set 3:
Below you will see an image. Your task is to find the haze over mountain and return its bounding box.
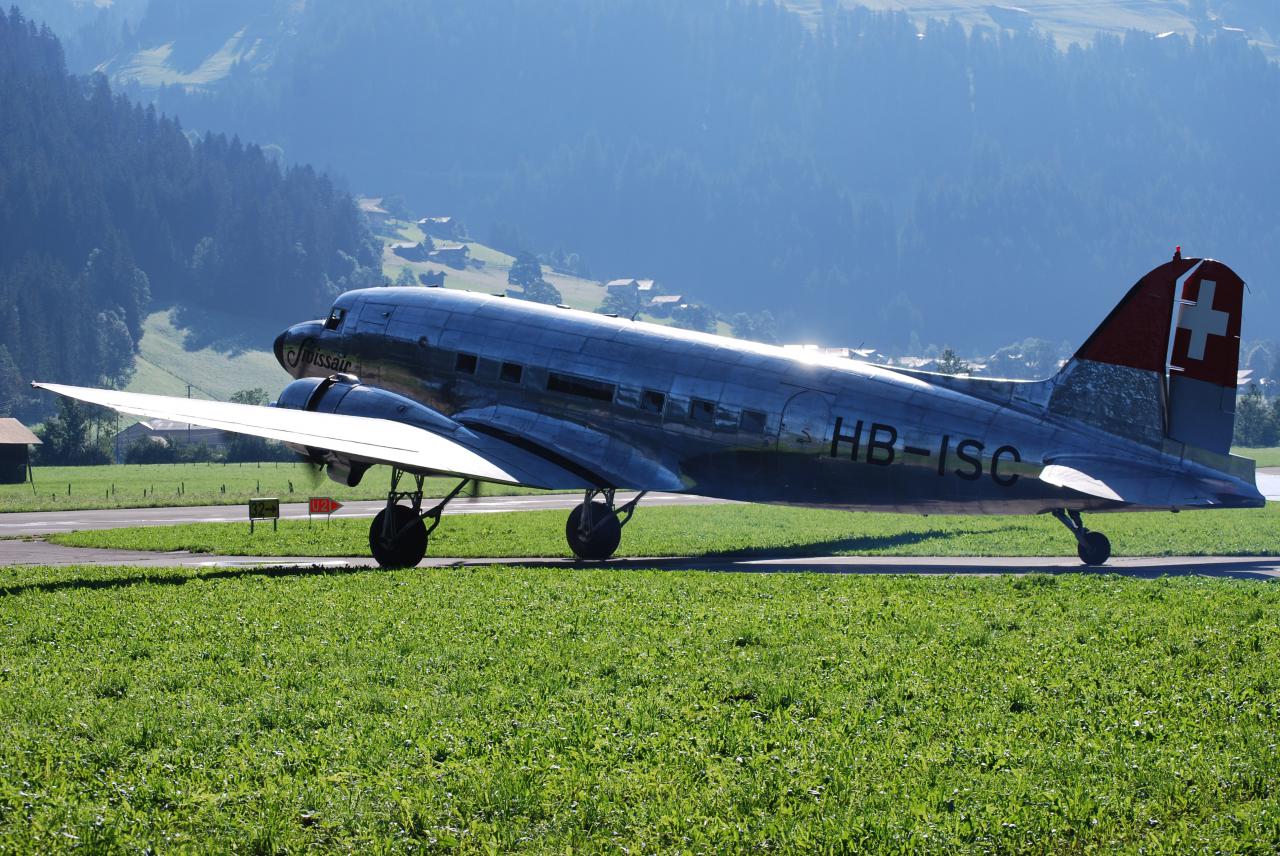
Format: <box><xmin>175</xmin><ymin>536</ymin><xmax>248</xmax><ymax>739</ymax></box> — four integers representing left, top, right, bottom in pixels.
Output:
<box><xmin>0</xmin><ymin>9</ymin><xmax>380</xmax><ymax>418</ymax></box>
<box><xmin>17</xmin><ymin>0</ymin><xmax>1280</xmax><ymax>355</ymax></box>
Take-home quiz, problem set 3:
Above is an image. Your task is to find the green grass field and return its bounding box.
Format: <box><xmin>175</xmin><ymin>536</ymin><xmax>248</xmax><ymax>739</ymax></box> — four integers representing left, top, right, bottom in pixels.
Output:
<box><xmin>1237</xmin><ymin>446</ymin><xmax>1280</xmax><ymax>468</ymax></box>
<box><xmin>47</xmin><ymin>503</ymin><xmax>1280</xmax><ymax>559</ymax></box>
<box><xmin>0</xmin><ymin>565</ymin><xmax>1276</xmax><ymax>851</ymax></box>
<box><xmin>1</xmin><ymin>463</ymin><xmax>538</xmax><ymax>513</ymax></box>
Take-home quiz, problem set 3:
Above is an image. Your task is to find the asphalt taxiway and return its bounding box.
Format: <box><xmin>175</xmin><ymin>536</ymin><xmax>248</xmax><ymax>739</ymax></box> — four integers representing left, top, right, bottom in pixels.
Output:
<box><xmin>3</xmin><ymin>478</ymin><xmax>1277</xmax><ymax>580</ymax></box>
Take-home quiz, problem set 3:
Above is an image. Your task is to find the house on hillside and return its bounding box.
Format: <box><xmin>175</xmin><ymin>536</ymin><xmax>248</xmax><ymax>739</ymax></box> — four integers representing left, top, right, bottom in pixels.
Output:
<box><xmin>606</xmin><ymin>278</ymin><xmax>657</xmax><ymax>297</ymax></box>
<box><xmin>391</xmin><ymin>241</ymin><xmax>430</xmax><ymax>262</ymax></box>
<box><xmin>419</xmin><ymin>270</ymin><xmax>447</xmax><ymax>287</ymax></box>
<box><xmin>648</xmin><ymin>294</ymin><xmax>682</xmax><ymax>318</ymax></box>
<box><xmin>0</xmin><ymin>418</ymin><xmax>39</xmax><ymax>484</ymax></box>
<box><xmin>358</xmin><ymin>197</ymin><xmax>391</xmax><ymax>230</ymax></box>
<box><xmin>428</xmin><ymin>242</ymin><xmax>470</xmax><ymax>269</ymax></box>
<box><xmin>115</xmin><ymin>419</ymin><xmax>229</xmax><ymax>455</ymax></box>
<box><xmin>417</xmin><ymin>216</ymin><xmax>461</xmax><ymax>240</ymax></box>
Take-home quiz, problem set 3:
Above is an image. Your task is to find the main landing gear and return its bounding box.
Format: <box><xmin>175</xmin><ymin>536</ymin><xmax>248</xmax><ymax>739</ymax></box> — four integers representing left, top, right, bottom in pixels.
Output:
<box><xmin>1052</xmin><ymin>509</ymin><xmax>1112</xmax><ymax>566</ymax></box>
<box><xmin>368</xmin><ymin>469</ymin><xmax>471</xmax><ymax>568</ymax></box>
<box><xmin>566</xmin><ymin>489</ymin><xmax>645</xmax><ymax>561</ymax></box>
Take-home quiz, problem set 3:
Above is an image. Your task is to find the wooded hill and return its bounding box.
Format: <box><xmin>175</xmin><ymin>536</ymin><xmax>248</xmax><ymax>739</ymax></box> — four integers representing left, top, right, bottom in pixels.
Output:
<box><xmin>81</xmin><ymin>0</ymin><xmax>1280</xmax><ymax>352</ymax></box>
<box><xmin>0</xmin><ymin>9</ymin><xmax>381</xmax><ymax>420</ymax></box>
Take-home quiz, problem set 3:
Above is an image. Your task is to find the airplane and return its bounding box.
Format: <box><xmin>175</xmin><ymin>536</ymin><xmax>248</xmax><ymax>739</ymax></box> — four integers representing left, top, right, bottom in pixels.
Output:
<box><xmin>36</xmin><ymin>251</ymin><xmax>1280</xmax><ymax>568</ymax></box>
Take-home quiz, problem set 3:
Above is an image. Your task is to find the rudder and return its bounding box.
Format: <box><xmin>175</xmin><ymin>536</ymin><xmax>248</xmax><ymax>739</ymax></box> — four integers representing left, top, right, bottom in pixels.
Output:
<box><xmin>1166</xmin><ymin>260</ymin><xmax>1244</xmax><ymax>454</ymax></box>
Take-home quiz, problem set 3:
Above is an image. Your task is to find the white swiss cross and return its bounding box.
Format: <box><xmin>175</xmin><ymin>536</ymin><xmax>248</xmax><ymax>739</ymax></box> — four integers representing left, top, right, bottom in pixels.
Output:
<box><xmin>1177</xmin><ymin>280</ymin><xmax>1230</xmax><ymax>361</ymax></box>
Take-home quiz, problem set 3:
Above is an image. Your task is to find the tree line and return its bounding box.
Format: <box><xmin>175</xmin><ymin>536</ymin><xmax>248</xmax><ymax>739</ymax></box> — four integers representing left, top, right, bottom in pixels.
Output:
<box><xmin>0</xmin><ymin>8</ymin><xmax>381</xmax><ymax>420</ymax></box>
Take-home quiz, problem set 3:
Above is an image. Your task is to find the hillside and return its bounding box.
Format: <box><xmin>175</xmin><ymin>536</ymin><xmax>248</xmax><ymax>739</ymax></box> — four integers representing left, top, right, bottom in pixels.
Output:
<box><xmin>125</xmin><ymin>310</ymin><xmax>290</xmax><ymax>401</ymax></box>
<box><xmin>784</xmin><ymin>0</ymin><xmax>1279</xmax><ymax>56</ymax></box>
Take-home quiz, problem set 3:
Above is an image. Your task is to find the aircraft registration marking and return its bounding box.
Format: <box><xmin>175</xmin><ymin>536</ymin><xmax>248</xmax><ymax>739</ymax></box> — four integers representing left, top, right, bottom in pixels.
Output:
<box><xmin>830</xmin><ymin>417</ymin><xmax>1022</xmax><ymax>487</ymax></box>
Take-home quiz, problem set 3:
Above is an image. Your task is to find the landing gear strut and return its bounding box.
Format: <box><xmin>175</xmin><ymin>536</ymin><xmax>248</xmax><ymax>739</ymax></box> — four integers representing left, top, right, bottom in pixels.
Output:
<box><xmin>1052</xmin><ymin>509</ymin><xmax>1111</xmax><ymax>566</ymax></box>
<box><xmin>368</xmin><ymin>469</ymin><xmax>470</xmax><ymax>568</ymax></box>
<box><xmin>566</xmin><ymin>489</ymin><xmax>645</xmax><ymax>561</ymax></box>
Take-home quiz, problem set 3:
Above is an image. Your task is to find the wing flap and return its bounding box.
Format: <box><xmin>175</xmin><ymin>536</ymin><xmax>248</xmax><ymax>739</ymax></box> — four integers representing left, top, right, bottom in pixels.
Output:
<box><xmin>33</xmin><ymin>382</ymin><xmax>592</xmax><ymax>489</ymax></box>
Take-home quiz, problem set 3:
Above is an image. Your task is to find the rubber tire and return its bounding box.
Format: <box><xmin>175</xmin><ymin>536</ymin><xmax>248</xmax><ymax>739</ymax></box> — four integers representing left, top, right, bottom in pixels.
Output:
<box><xmin>1077</xmin><ymin>530</ymin><xmax>1111</xmax><ymax>566</ymax></box>
<box><xmin>369</xmin><ymin>505</ymin><xmax>428</xmax><ymax>568</ymax></box>
<box><xmin>566</xmin><ymin>501</ymin><xmax>622</xmax><ymax>561</ymax></box>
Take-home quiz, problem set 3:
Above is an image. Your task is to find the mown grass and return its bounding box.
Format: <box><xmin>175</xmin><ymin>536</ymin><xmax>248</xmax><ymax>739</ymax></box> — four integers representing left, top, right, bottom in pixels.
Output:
<box><xmin>0</xmin><ymin>565</ymin><xmax>1277</xmax><ymax>852</ymax></box>
<box><xmin>48</xmin><ymin>502</ymin><xmax>1280</xmax><ymax>559</ymax></box>
<box><xmin>0</xmin><ymin>463</ymin><xmax>539</xmax><ymax>513</ymax></box>
<box><xmin>1236</xmin><ymin>446</ymin><xmax>1280</xmax><ymax>468</ymax></box>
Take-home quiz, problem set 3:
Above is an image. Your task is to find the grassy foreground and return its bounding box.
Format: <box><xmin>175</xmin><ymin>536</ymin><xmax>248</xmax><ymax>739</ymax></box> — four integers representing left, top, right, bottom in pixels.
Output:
<box><xmin>0</xmin><ymin>463</ymin><xmax>539</xmax><ymax>513</ymax></box>
<box><xmin>0</xmin><ymin>565</ymin><xmax>1277</xmax><ymax>852</ymax></box>
<box><xmin>48</xmin><ymin>503</ymin><xmax>1280</xmax><ymax>559</ymax></box>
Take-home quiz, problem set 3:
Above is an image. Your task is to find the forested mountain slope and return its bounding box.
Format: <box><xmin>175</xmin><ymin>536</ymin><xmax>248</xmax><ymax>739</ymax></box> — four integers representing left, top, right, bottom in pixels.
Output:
<box><xmin>55</xmin><ymin>0</ymin><xmax>1278</xmax><ymax>352</ymax></box>
<box><xmin>0</xmin><ymin>10</ymin><xmax>380</xmax><ymax>419</ymax></box>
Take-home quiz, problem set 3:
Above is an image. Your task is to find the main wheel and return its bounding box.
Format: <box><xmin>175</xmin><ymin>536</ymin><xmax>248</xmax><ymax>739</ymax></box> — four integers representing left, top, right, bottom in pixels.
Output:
<box><xmin>566</xmin><ymin>501</ymin><xmax>621</xmax><ymax>561</ymax></box>
<box><xmin>369</xmin><ymin>505</ymin><xmax>428</xmax><ymax>568</ymax></box>
<box><xmin>1077</xmin><ymin>530</ymin><xmax>1111</xmax><ymax>566</ymax></box>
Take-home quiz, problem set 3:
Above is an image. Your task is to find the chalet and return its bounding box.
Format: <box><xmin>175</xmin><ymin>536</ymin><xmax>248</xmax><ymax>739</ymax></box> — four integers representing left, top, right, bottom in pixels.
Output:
<box><xmin>115</xmin><ymin>419</ymin><xmax>229</xmax><ymax>453</ymax></box>
<box><xmin>0</xmin><ymin>418</ymin><xmax>39</xmax><ymax>484</ymax></box>
<box><xmin>606</xmin><ymin>278</ymin><xmax>657</xmax><ymax>296</ymax></box>
<box><xmin>417</xmin><ymin>216</ymin><xmax>461</xmax><ymax>240</ymax></box>
<box><xmin>418</xmin><ymin>270</ymin><xmax>447</xmax><ymax>287</ymax></box>
<box><xmin>391</xmin><ymin>241</ymin><xmax>430</xmax><ymax>262</ymax></box>
<box><xmin>648</xmin><ymin>294</ymin><xmax>682</xmax><ymax>318</ymax></box>
<box><xmin>357</xmin><ymin>197</ymin><xmax>391</xmax><ymax>230</ymax></box>
<box><xmin>428</xmin><ymin>242</ymin><xmax>470</xmax><ymax>269</ymax></box>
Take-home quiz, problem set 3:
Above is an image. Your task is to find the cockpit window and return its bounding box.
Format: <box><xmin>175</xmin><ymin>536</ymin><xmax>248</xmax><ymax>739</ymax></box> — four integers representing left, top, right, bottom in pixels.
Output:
<box><xmin>324</xmin><ymin>307</ymin><xmax>346</xmax><ymax>331</ymax></box>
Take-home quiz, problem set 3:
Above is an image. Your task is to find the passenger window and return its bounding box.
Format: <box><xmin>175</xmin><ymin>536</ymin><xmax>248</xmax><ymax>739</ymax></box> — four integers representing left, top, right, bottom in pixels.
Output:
<box><xmin>455</xmin><ymin>352</ymin><xmax>477</xmax><ymax>374</ymax></box>
<box><xmin>690</xmin><ymin>398</ymin><xmax>715</xmax><ymax>424</ymax></box>
<box><xmin>548</xmin><ymin>372</ymin><xmax>615</xmax><ymax>402</ymax></box>
<box><xmin>324</xmin><ymin>307</ymin><xmax>346</xmax><ymax>331</ymax></box>
<box><xmin>740</xmin><ymin>409</ymin><xmax>767</xmax><ymax>433</ymax></box>
<box><xmin>641</xmin><ymin>389</ymin><xmax>666</xmax><ymax>413</ymax></box>
<box><xmin>500</xmin><ymin>362</ymin><xmax>523</xmax><ymax>383</ymax></box>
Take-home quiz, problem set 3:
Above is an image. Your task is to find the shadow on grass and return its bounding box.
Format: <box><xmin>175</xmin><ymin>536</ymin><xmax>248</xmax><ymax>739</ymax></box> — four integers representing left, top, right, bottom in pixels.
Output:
<box><xmin>696</xmin><ymin>528</ymin><xmax>986</xmax><ymax>559</ymax></box>
<box><xmin>0</xmin><ymin>563</ymin><xmax>379</xmax><ymax>599</ymax></box>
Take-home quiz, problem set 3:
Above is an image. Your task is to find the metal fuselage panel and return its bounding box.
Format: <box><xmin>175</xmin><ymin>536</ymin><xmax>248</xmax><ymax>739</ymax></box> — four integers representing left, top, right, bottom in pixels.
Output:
<box><xmin>278</xmin><ymin>288</ymin><xmax>1182</xmax><ymax>514</ymax></box>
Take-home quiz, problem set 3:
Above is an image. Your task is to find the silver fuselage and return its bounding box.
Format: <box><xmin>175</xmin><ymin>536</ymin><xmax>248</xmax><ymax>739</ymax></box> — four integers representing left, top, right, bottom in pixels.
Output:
<box><xmin>275</xmin><ymin>287</ymin><xmax>1259</xmax><ymax>514</ymax></box>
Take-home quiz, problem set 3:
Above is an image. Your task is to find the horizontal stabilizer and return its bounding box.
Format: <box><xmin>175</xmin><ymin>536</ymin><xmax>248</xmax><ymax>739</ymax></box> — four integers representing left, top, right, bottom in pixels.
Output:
<box><xmin>1258</xmin><ymin>472</ymin><xmax>1280</xmax><ymax>502</ymax></box>
<box><xmin>1039</xmin><ymin>455</ymin><xmax>1259</xmax><ymax>508</ymax></box>
<box><xmin>32</xmin><ymin>382</ymin><xmax>594</xmax><ymax>489</ymax></box>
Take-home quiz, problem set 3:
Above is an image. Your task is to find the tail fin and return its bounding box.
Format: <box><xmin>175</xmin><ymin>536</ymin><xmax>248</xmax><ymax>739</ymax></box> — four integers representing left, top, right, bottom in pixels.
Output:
<box><xmin>1166</xmin><ymin>261</ymin><xmax>1244</xmax><ymax>453</ymax></box>
<box><xmin>1046</xmin><ymin>255</ymin><xmax>1244</xmax><ymax>455</ymax></box>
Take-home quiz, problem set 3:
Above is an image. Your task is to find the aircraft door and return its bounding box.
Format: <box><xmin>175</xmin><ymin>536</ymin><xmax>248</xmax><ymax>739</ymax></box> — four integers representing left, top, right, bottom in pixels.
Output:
<box><xmin>777</xmin><ymin>389</ymin><xmax>833</xmax><ymax>453</ymax></box>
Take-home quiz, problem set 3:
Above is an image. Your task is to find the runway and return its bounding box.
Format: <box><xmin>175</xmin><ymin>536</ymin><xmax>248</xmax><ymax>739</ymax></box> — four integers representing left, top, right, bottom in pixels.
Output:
<box><xmin>0</xmin><ymin>491</ymin><xmax>718</xmax><ymax>537</ymax></box>
<box><xmin>2</xmin><ymin>479</ymin><xmax>1277</xmax><ymax>580</ymax></box>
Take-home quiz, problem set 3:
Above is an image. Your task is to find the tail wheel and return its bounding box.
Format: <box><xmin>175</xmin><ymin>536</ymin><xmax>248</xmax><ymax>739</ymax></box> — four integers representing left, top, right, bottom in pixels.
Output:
<box><xmin>369</xmin><ymin>504</ymin><xmax>427</xmax><ymax>568</ymax></box>
<box><xmin>1077</xmin><ymin>530</ymin><xmax>1111</xmax><ymax>566</ymax></box>
<box><xmin>566</xmin><ymin>501</ymin><xmax>622</xmax><ymax>561</ymax></box>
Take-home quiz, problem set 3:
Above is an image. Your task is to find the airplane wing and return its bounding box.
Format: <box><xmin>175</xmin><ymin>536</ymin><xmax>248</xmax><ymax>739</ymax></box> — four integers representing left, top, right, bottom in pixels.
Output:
<box><xmin>32</xmin><ymin>382</ymin><xmax>595</xmax><ymax>490</ymax></box>
<box><xmin>1039</xmin><ymin>455</ymin><xmax>1264</xmax><ymax>507</ymax></box>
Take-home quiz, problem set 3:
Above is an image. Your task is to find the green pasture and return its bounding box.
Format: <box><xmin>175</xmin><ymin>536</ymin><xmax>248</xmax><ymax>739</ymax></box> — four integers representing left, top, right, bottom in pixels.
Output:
<box><xmin>48</xmin><ymin>503</ymin><xmax>1280</xmax><ymax>559</ymax></box>
<box><xmin>1237</xmin><ymin>446</ymin><xmax>1280</xmax><ymax>468</ymax></box>
<box><xmin>1</xmin><ymin>463</ymin><xmax>537</xmax><ymax>513</ymax></box>
<box><xmin>0</xmin><ymin>565</ymin><xmax>1277</xmax><ymax>851</ymax></box>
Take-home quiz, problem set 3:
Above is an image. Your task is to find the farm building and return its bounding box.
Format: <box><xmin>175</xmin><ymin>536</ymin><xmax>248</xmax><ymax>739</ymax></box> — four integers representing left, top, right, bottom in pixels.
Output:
<box><xmin>115</xmin><ymin>419</ymin><xmax>229</xmax><ymax>453</ymax></box>
<box><xmin>419</xmin><ymin>270</ymin><xmax>447</xmax><ymax>287</ymax></box>
<box><xmin>0</xmin><ymin>418</ymin><xmax>40</xmax><ymax>484</ymax></box>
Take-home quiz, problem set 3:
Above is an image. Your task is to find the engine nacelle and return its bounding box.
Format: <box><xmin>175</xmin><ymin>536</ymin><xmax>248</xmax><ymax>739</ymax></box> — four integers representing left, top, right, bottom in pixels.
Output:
<box><xmin>274</xmin><ymin>374</ymin><xmax>463</xmax><ymax>487</ymax></box>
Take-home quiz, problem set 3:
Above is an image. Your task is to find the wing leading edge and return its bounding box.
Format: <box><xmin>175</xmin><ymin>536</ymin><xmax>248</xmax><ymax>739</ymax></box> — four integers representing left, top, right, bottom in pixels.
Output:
<box><xmin>32</xmin><ymin>382</ymin><xmax>594</xmax><ymax>490</ymax></box>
